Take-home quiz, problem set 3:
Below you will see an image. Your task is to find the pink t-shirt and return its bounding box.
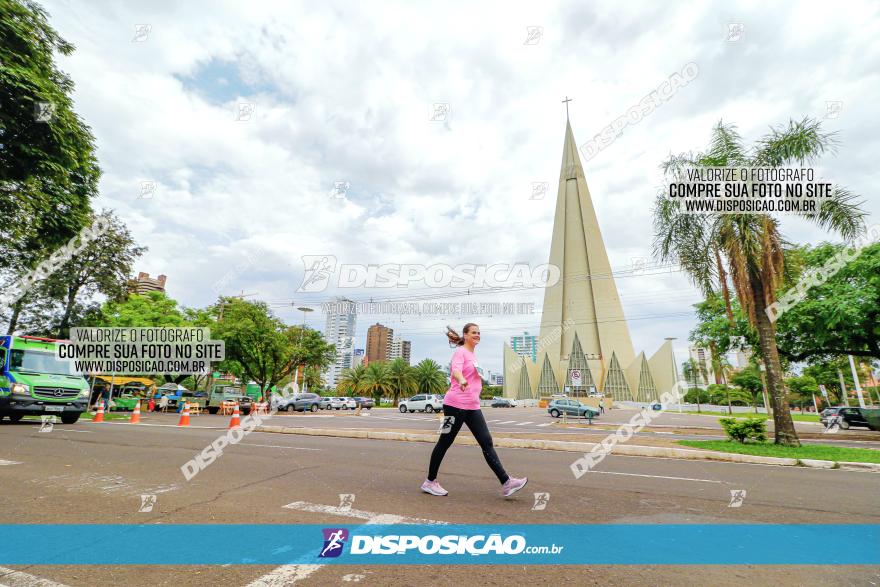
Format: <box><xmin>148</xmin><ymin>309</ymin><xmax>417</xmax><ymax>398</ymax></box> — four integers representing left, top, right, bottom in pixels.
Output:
<box><xmin>443</xmin><ymin>346</ymin><xmax>482</xmax><ymax>410</ymax></box>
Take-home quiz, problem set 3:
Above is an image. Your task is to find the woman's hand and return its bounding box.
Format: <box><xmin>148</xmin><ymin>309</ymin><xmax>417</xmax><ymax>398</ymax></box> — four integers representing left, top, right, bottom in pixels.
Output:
<box><xmin>459</xmin><ymin>379</ymin><xmax>468</xmax><ymax>390</ymax></box>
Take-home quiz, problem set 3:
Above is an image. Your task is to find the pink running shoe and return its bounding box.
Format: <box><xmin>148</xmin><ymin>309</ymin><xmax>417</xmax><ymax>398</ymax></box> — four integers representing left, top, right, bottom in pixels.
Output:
<box><xmin>501</xmin><ymin>476</ymin><xmax>528</xmax><ymax>497</ymax></box>
<box><xmin>421</xmin><ymin>479</ymin><xmax>448</xmax><ymax>496</ymax></box>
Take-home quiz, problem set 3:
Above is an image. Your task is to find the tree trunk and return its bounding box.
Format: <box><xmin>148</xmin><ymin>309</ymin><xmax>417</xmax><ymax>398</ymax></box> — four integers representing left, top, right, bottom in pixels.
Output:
<box><xmin>749</xmin><ymin>272</ymin><xmax>800</xmax><ymax>446</ymax></box>
<box><xmin>6</xmin><ymin>298</ymin><xmax>24</xmax><ymax>334</ymax></box>
<box><xmin>715</xmin><ymin>249</ymin><xmax>736</xmax><ymax>325</ymax></box>
<box><xmin>57</xmin><ymin>286</ymin><xmax>79</xmax><ymax>339</ymax></box>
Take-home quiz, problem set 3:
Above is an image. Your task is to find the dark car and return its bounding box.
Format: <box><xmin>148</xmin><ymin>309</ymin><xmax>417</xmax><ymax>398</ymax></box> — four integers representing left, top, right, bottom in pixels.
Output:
<box><xmin>293</xmin><ymin>392</ymin><xmax>321</xmax><ymax>412</ymax></box>
<box><xmin>354</xmin><ymin>397</ymin><xmax>373</xmax><ymax>409</ymax></box>
<box><xmin>547</xmin><ymin>398</ymin><xmax>599</xmax><ymax>420</ymax></box>
<box><xmin>491</xmin><ymin>398</ymin><xmax>517</xmax><ymax>408</ymax></box>
<box><xmin>822</xmin><ymin>407</ymin><xmax>879</xmax><ymax>430</ymax></box>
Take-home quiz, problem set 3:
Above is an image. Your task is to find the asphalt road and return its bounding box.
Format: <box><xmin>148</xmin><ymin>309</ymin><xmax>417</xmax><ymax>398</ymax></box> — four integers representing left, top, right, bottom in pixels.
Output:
<box><xmin>1</xmin><ymin>417</ymin><xmax>879</xmax><ymax>586</ymax></box>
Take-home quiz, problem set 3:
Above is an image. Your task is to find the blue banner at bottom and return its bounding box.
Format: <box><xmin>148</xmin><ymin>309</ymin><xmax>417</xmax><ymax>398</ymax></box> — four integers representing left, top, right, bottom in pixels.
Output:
<box><xmin>0</xmin><ymin>524</ymin><xmax>876</xmax><ymax>565</ymax></box>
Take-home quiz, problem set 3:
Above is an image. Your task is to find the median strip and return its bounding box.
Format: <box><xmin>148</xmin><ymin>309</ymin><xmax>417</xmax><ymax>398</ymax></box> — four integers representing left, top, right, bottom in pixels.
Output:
<box><xmin>252</xmin><ymin>425</ymin><xmax>879</xmax><ymax>470</ymax></box>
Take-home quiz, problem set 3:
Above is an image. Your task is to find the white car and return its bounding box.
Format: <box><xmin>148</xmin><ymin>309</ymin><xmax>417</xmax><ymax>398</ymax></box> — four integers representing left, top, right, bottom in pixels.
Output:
<box><xmin>399</xmin><ymin>394</ymin><xmax>443</xmax><ymax>413</ymax></box>
<box><xmin>328</xmin><ymin>397</ymin><xmax>357</xmax><ymax>410</ymax></box>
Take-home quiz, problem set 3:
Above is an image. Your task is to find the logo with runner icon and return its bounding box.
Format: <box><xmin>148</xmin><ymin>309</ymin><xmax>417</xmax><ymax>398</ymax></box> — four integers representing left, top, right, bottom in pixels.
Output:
<box><xmin>319</xmin><ymin>528</ymin><xmax>349</xmax><ymax>558</ymax></box>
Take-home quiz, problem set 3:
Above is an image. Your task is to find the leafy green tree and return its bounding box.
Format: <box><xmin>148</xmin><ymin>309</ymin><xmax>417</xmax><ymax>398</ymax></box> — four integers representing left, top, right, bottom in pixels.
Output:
<box><xmin>785</xmin><ymin>374</ymin><xmax>819</xmax><ymax>410</ymax></box>
<box><xmin>731</xmin><ymin>364</ymin><xmax>765</xmax><ymax>413</ymax></box>
<box><xmin>387</xmin><ymin>358</ymin><xmax>417</xmax><ymax>404</ymax></box>
<box><xmin>213</xmin><ymin>298</ymin><xmax>334</xmax><ymax>397</ymax></box>
<box><xmin>654</xmin><ymin>118</ymin><xmax>866</xmax><ymax>446</ymax></box>
<box><xmin>689</xmin><ymin>293</ymin><xmax>755</xmax><ymax>385</ymax></box>
<box><xmin>681</xmin><ymin>358</ymin><xmax>708</xmax><ymax>412</ymax></box>
<box><xmin>1</xmin><ymin>0</ymin><xmax>101</xmax><ymax>329</ymax></box>
<box><xmin>337</xmin><ymin>364</ymin><xmax>367</xmax><ymax>396</ymax></box>
<box><xmin>303</xmin><ymin>365</ymin><xmax>324</xmax><ymax>391</ymax></box>
<box><xmin>360</xmin><ymin>361</ymin><xmax>393</xmax><ymax>405</ymax></box>
<box><xmin>413</xmin><ymin>359</ymin><xmax>448</xmax><ymax>395</ymax></box>
<box><xmin>41</xmin><ymin>210</ymin><xmax>146</xmax><ymax>338</ymax></box>
<box><xmin>802</xmin><ymin>357</ymin><xmax>853</xmax><ymax>405</ymax></box>
<box><xmin>95</xmin><ymin>291</ymin><xmax>188</xmax><ymax>327</ymax></box>
<box><xmin>776</xmin><ymin>243</ymin><xmax>880</xmax><ymax>362</ymax></box>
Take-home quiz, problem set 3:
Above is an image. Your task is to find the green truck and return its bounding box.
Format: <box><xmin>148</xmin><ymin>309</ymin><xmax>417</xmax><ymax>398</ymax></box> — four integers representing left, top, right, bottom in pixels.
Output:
<box><xmin>0</xmin><ymin>335</ymin><xmax>90</xmax><ymax>424</ymax></box>
<box><xmin>206</xmin><ymin>384</ymin><xmax>253</xmax><ymax>414</ymax></box>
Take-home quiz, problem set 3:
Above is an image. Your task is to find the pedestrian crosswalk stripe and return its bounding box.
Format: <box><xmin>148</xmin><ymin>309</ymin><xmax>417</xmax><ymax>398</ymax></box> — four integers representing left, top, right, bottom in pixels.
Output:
<box><xmin>515</xmin><ymin>421</ymin><xmax>534</xmax><ymax>426</ymax></box>
<box><xmin>537</xmin><ymin>423</ymin><xmax>553</xmax><ymax>427</ymax></box>
<box><xmin>498</xmin><ymin>420</ymin><xmax>517</xmax><ymax>424</ymax></box>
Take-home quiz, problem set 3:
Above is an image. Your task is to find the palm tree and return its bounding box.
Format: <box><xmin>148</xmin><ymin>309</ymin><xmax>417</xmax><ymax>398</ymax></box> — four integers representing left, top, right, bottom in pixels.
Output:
<box><xmin>682</xmin><ymin>358</ymin><xmax>707</xmax><ymax>413</ymax></box>
<box><xmin>413</xmin><ymin>359</ymin><xmax>448</xmax><ymax>395</ymax></box>
<box><xmin>359</xmin><ymin>361</ymin><xmax>393</xmax><ymax>406</ymax></box>
<box><xmin>387</xmin><ymin>358</ymin><xmax>417</xmax><ymax>405</ymax></box>
<box><xmin>336</xmin><ymin>364</ymin><xmax>366</xmax><ymax>397</ymax></box>
<box><xmin>654</xmin><ymin>118</ymin><xmax>865</xmax><ymax>445</ymax></box>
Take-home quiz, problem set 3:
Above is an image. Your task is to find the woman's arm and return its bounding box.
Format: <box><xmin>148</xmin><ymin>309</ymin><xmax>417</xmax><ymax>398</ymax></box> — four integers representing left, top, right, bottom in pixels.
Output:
<box><xmin>450</xmin><ymin>349</ymin><xmax>468</xmax><ymax>388</ymax></box>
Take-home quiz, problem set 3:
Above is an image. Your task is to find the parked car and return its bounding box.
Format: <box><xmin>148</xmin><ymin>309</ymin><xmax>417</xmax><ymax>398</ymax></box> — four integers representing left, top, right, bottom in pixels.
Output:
<box><xmin>354</xmin><ymin>397</ymin><xmax>374</xmax><ymax>409</ymax></box>
<box><xmin>319</xmin><ymin>396</ymin><xmax>334</xmax><ymax>410</ymax></box>
<box><xmin>292</xmin><ymin>393</ymin><xmax>322</xmax><ymax>412</ymax></box>
<box><xmin>399</xmin><ymin>394</ymin><xmax>443</xmax><ymax>413</ymax></box>
<box><xmin>821</xmin><ymin>407</ymin><xmax>880</xmax><ymax>430</ymax></box>
<box><xmin>547</xmin><ymin>398</ymin><xmax>599</xmax><ymax>419</ymax></box>
<box><xmin>491</xmin><ymin>398</ymin><xmax>517</xmax><ymax>408</ymax></box>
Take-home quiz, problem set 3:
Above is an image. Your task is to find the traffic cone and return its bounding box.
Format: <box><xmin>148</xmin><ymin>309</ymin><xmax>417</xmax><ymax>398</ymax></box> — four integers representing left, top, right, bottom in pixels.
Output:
<box><xmin>130</xmin><ymin>402</ymin><xmax>141</xmax><ymax>424</ymax></box>
<box><xmin>177</xmin><ymin>402</ymin><xmax>190</xmax><ymax>427</ymax></box>
<box><xmin>93</xmin><ymin>403</ymin><xmax>105</xmax><ymax>423</ymax></box>
<box><xmin>228</xmin><ymin>404</ymin><xmax>241</xmax><ymax>429</ymax></box>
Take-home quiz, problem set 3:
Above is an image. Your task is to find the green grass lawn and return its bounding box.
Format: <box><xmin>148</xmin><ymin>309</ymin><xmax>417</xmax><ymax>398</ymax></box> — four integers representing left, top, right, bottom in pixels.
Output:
<box><xmin>680</xmin><ymin>410</ymin><xmax>820</xmax><ymax>422</ymax></box>
<box><xmin>677</xmin><ymin>439</ymin><xmax>880</xmax><ymax>463</ymax></box>
<box><xmin>78</xmin><ymin>412</ymin><xmax>133</xmax><ymax>421</ymax></box>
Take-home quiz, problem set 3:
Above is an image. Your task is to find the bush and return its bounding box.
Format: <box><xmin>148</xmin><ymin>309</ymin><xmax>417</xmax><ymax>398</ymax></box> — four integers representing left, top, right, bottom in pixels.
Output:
<box><xmin>719</xmin><ymin>417</ymin><xmax>767</xmax><ymax>443</ymax></box>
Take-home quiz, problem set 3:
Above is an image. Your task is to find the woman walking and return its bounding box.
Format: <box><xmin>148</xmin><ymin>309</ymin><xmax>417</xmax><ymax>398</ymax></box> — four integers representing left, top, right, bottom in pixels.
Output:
<box><xmin>421</xmin><ymin>323</ymin><xmax>528</xmax><ymax>498</ymax></box>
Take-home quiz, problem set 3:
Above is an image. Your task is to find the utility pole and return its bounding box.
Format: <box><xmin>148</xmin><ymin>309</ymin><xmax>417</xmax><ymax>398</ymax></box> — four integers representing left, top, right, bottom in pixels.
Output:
<box><xmin>665</xmin><ymin>337</ymin><xmax>680</xmax><ymax>412</ymax></box>
<box><xmin>848</xmin><ymin>355</ymin><xmax>867</xmax><ymax>408</ymax></box>
<box><xmin>837</xmin><ymin>368</ymin><xmax>848</xmax><ymax>406</ymax></box>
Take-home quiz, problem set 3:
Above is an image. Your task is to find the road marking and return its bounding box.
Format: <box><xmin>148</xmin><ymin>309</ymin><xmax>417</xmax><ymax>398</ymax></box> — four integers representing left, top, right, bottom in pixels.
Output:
<box><xmin>585</xmin><ymin>471</ymin><xmax>724</xmax><ymax>483</ymax></box>
<box><xmin>251</xmin><ymin>502</ymin><xmax>448</xmax><ymax>586</ymax></box>
<box><xmin>100</xmin><ymin>422</ymin><xmax>225</xmax><ymax>430</ymax></box>
<box><xmin>282</xmin><ymin>501</ymin><xmax>448</xmax><ymax>525</ymax></box>
<box><xmin>498</xmin><ymin>420</ymin><xmax>517</xmax><ymax>425</ymax></box>
<box><xmin>0</xmin><ymin>566</ymin><xmax>70</xmax><ymax>587</ymax></box>
<box><xmin>515</xmin><ymin>421</ymin><xmax>534</xmax><ymax>426</ymax></box>
<box><xmin>536</xmin><ymin>423</ymin><xmax>553</xmax><ymax>427</ymax></box>
<box><xmin>237</xmin><ymin>443</ymin><xmax>321</xmax><ymax>451</ymax></box>
<box><xmin>0</xmin><ymin>460</ymin><xmax>22</xmax><ymax>466</ymax></box>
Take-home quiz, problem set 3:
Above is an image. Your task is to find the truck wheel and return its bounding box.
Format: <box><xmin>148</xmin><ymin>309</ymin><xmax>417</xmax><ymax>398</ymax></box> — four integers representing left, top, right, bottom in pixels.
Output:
<box><xmin>9</xmin><ymin>414</ymin><xmax>24</xmax><ymax>423</ymax></box>
<box><xmin>61</xmin><ymin>413</ymin><xmax>81</xmax><ymax>424</ymax></box>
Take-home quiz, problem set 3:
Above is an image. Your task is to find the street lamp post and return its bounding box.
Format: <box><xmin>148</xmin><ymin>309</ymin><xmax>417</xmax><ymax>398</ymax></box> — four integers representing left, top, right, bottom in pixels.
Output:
<box><xmin>293</xmin><ymin>306</ymin><xmax>314</xmax><ymax>393</ymax></box>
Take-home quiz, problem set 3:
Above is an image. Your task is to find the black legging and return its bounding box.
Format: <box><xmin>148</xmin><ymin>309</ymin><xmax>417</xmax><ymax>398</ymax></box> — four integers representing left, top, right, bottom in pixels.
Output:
<box><xmin>428</xmin><ymin>405</ymin><xmax>509</xmax><ymax>484</ymax></box>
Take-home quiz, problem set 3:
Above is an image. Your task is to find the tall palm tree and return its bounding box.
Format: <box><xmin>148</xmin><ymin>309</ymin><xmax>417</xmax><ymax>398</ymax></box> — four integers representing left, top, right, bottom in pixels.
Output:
<box><xmin>654</xmin><ymin>118</ymin><xmax>865</xmax><ymax>446</ymax></box>
<box><xmin>387</xmin><ymin>358</ymin><xmax>417</xmax><ymax>404</ymax></box>
<box><xmin>336</xmin><ymin>364</ymin><xmax>366</xmax><ymax>397</ymax></box>
<box><xmin>359</xmin><ymin>361</ymin><xmax>393</xmax><ymax>405</ymax></box>
<box><xmin>413</xmin><ymin>359</ymin><xmax>448</xmax><ymax>395</ymax></box>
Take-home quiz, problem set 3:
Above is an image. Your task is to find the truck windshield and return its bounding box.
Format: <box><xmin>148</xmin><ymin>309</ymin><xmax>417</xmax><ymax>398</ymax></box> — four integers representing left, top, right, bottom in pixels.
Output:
<box><xmin>11</xmin><ymin>349</ymin><xmax>79</xmax><ymax>376</ymax></box>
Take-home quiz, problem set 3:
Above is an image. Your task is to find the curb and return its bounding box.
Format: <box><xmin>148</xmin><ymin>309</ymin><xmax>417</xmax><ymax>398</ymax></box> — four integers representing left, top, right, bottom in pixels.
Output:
<box><xmin>252</xmin><ymin>425</ymin><xmax>880</xmax><ymax>470</ymax></box>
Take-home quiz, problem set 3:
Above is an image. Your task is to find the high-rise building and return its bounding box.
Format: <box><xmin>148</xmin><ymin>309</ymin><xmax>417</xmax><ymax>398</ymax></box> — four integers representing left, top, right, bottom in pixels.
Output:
<box><xmin>510</xmin><ymin>332</ymin><xmax>538</xmax><ymax>362</ymax></box>
<box><xmin>389</xmin><ymin>336</ymin><xmax>412</xmax><ymax>364</ymax></box>
<box><xmin>351</xmin><ymin>349</ymin><xmax>365</xmax><ymax>369</ymax></box>
<box><xmin>688</xmin><ymin>346</ymin><xmax>716</xmax><ymax>386</ymax></box>
<box><xmin>503</xmin><ymin>117</ymin><xmax>676</xmax><ymax>402</ymax></box>
<box><xmin>323</xmin><ymin>297</ymin><xmax>357</xmax><ymax>388</ymax></box>
<box><xmin>366</xmin><ymin>323</ymin><xmax>393</xmax><ymax>364</ymax></box>
<box><xmin>130</xmin><ymin>272</ymin><xmax>167</xmax><ymax>295</ymax></box>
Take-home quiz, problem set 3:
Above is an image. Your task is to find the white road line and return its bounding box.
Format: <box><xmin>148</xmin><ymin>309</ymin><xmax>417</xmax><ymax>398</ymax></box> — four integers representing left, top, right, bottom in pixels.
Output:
<box><xmin>30</xmin><ymin>428</ymin><xmax>93</xmax><ymax>433</ymax></box>
<box><xmin>498</xmin><ymin>420</ymin><xmax>517</xmax><ymax>425</ymax></box>
<box><xmin>237</xmin><ymin>443</ymin><xmax>321</xmax><ymax>451</ymax></box>
<box><xmin>586</xmin><ymin>471</ymin><xmax>724</xmax><ymax>483</ymax></box>
<box><xmin>249</xmin><ymin>502</ymin><xmax>448</xmax><ymax>586</ymax></box>
<box><xmin>282</xmin><ymin>501</ymin><xmax>448</xmax><ymax>525</ymax></box>
<box><xmin>515</xmin><ymin>421</ymin><xmax>534</xmax><ymax>426</ymax></box>
<box><xmin>536</xmin><ymin>423</ymin><xmax>553</xmax><ymax>427</ymax></box>
<box><xmin>0</xmin><ymin>460</ymin><xmax>22</xmax><ymax>466</ymax></box>
<box><xmin>0</xmin><ymin>566</ymin><xmax>70</xmax><ymax>587</ymax></box>
<box><xmin>100</xmin><ymin>422</ymin><xmax>225</xmax><ymax>430</ymax></box>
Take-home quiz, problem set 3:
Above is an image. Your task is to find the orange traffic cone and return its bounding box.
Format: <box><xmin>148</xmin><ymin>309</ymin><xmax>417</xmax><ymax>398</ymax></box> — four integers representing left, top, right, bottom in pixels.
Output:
<box><xmin>130</xmin><ymin>402</ymin><xmax>141</xmax><ymax>424</ymax></box>
<box><xmin>93</xmin><ymin>403</ymin><xmax>105</xmax><ymax>423</ymax></box>
<box><xmin>177</xmin><ymin>402</ymin><xmax>190</xmax><ymax>427</ymax></box>
<box><xmin>228</xmin><ymin>404</ymin><xmax>241</xmax><ymax>429</ymax></box>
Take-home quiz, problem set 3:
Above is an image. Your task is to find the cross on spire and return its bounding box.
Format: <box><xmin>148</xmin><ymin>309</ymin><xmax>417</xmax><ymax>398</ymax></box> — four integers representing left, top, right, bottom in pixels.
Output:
<box><xmin>562</xmin><ymin>96</ymin><xmax>572</xmax><ymax>120</ymax></box>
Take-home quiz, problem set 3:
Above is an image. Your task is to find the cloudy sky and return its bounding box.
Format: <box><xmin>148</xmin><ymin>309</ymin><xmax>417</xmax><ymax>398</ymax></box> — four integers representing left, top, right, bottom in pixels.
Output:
<box><xmin>42</xmin><ymin>0</ymin><xmax>880</xmax><ymax>376</ymax></box>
